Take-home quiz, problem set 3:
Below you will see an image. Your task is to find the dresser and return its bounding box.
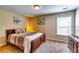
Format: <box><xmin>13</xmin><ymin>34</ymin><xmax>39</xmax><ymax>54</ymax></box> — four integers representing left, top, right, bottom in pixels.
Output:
<box><xmin>68</xmin><ymin>36</ymin><xmax>79</xmax><ymax>53</ymax></box>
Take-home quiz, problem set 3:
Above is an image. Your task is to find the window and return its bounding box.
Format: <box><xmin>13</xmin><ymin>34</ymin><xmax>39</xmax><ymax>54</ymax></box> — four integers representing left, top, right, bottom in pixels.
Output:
<box><xmin>57</xmin><ymin>16</ymin><xmax>71</xmax><ymax>36</ymax></box>
<box><xmin>75</xmin><ymin>9</ymin><xmax>79</xmax><ymax>37</ymax></box>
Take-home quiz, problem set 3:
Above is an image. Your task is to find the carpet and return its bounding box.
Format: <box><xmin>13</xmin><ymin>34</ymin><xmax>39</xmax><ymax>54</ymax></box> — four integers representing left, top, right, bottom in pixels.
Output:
<box><xmin>34</xmin><ymin>40</ymin><xmax>71</xmax><ymax>53</ymax></box>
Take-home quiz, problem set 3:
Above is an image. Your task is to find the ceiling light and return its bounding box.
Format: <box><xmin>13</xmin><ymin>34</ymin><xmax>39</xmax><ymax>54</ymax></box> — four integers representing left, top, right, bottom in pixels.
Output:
<box><xmin>63</xmin><ymin>7</ymin><xmax>68</xmax><ymax>10</ymax></box>
<box><xmin>33</xmin><ymin>5</ymin><xmax>40</xmax><ymax>10</ymax></box>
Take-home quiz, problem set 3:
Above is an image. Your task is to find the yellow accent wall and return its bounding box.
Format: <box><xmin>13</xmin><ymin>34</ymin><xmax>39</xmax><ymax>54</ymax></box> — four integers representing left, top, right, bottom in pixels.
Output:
<box><xmin>26</xmin><ymin>17</ymin><xmax>37</xmax><ymax>32</ymax></box>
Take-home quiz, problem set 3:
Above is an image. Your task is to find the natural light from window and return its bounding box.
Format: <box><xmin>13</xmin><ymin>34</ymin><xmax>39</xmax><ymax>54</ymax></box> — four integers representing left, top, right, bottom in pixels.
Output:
<box><xmin>57</xmin><ymin>16</ymin><xmax>71</xmax><ymax>36</ymax></box>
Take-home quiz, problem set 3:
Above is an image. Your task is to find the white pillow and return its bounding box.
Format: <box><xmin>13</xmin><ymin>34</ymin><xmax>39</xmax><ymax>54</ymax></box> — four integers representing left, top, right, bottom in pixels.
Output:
<box><xmin>21</xmin><ymin>28</ymin><xmax>26</xmax><ymax>33</ymax></box>
<box><xmin>15</xmin><ymin>28</ymin><xmax>21</xmax><ymax>34</ymax></box>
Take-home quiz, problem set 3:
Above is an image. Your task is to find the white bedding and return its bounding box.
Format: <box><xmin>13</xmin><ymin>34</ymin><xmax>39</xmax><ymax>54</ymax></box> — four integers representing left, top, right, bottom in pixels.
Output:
<box><xmin>25</xmin><ymin>33</ymin><xmax>43</xmax><ymax>42</ymax></box>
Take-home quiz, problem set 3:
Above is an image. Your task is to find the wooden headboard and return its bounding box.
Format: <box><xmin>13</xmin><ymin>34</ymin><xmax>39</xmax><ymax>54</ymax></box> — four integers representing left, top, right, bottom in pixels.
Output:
<box><xmin>6</xmin><ymin>29</ymin><xmax>15</xmax><ymax>40</ymax></box>
<box><xmin>6</xmin><ymin>28</ymin><xmax>26</xmax><ymax>40</ymax></box>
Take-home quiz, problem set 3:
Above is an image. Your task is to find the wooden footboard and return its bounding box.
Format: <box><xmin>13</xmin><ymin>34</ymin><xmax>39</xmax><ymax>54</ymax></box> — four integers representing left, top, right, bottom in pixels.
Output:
<box><xmin>31</xmin><ymin>34</ymin><xmax>45</xmax><ymax>53</ymax></box>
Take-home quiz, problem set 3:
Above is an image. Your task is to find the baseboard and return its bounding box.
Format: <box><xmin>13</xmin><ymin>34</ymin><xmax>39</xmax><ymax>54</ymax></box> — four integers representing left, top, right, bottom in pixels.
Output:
<box><xmin>0</xmin><ymin>43</ymin><xmax>7</xmax><ymax>47</ymax></box>
<box><xmin>46</xmin><ymin>38</ymin><xmax>68</xmax><ymax>43</ymax></box>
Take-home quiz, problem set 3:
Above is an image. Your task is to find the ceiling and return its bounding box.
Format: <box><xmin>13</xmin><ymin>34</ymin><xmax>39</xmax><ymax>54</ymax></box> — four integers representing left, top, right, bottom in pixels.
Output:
<box><xmin>0</xmin><ymin>5</ymin><xmax>79</xmax><ymax>16</ymax></box>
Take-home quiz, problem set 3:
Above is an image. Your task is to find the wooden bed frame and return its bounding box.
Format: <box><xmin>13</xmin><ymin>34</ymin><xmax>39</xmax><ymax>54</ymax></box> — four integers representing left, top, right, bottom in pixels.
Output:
<box><xmin>6</xmin><ymin>29</ymin><xmax>45</xmax><ymax>53</ymax></box>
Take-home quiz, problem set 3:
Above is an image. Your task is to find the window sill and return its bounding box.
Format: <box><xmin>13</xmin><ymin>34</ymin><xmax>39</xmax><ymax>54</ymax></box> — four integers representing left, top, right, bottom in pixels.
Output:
<box><xmin>56</xmin><ymin>34</ymin><xmax>69</xmax><ymax>37</ymax></box>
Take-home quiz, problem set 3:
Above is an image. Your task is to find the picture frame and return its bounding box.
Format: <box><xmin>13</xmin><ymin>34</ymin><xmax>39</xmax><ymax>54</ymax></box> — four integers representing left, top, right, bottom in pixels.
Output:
<box><xmin>37</xmin><ymin>17</ymin><xmax>45</xmax><ymax>25</ymax></box>
<box><xmin>13</xmin><ymin>16</ymin><xmax>22</xmax><ymax>25</ymax></box>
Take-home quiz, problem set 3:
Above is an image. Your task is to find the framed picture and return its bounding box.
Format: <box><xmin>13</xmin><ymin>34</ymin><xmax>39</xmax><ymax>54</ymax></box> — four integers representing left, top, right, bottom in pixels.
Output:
<box><xmin>37</xmin><ymin>17</ymin><xmax>45</xmax><ymax>25</ymax></box>
<box><xmin>13</xmin><ymin>16</ymin><xmax>22</xmax><ymax>25</ymax></box>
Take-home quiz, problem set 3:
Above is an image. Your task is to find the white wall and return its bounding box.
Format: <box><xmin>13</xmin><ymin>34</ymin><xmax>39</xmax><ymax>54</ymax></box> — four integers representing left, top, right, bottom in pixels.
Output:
<box><xmin>36</xmin><ymin>11</ymin><xmax>75</xmax><ymax>42</ymax></box>
<box><xmin>0</xmin><ymin>9</ymin><xmax>27</xmax><ymax>46</ymax></box>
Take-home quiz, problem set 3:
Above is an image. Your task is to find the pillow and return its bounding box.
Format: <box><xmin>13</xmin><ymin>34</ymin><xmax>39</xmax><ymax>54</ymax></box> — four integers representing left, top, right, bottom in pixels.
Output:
<box><xmin>15</xmin><ymin>28</ymin><xmax>21</xmax><ymax>34</ymax></box>
<box><xmin>21</xmin><ymin>28</ymin><xmax>26</xmax><ymax>33</ymax></box>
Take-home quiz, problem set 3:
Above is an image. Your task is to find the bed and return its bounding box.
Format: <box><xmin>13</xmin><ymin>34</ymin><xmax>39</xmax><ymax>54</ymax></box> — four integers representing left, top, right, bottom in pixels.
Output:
<box><xmin>6</xmin><ymin>28</ymin><xmax>45</xmax><ymax>53</ymax></box>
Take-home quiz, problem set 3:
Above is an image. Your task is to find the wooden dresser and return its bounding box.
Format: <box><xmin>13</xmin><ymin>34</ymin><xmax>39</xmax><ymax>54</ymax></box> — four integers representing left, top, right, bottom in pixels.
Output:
<box><xmin>68</xmin><ymin>36</ymin><xmax>79</xmax><ymax>53</ymax></box>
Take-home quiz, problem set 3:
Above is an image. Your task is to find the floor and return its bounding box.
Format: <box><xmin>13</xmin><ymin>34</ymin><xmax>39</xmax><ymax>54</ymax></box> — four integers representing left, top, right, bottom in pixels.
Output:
<box><xmin>34</xmin><ymin>40</ymin><xmax>71</xmax><ymax>53</ymax></box>
<box><xmin>0</xmin><ymin>40</ymin><xmax>71</xmax><ymax>53</ymax></box>
<box><xmin>0</xmin><ymin>44</ymin><xmax>23</xmax><ymax>53</ymax></box>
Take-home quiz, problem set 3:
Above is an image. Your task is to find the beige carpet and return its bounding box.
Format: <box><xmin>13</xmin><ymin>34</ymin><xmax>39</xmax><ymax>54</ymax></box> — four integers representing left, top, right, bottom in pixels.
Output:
<box><xmin>0</xmin><ymin>40</ymin><xmax>71</xmax><ymax>53</ymax></box>
<box><xmin>34</xmin><ymin>40</ymin><xmax>71</xmax><ymax>53</ymax></box>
